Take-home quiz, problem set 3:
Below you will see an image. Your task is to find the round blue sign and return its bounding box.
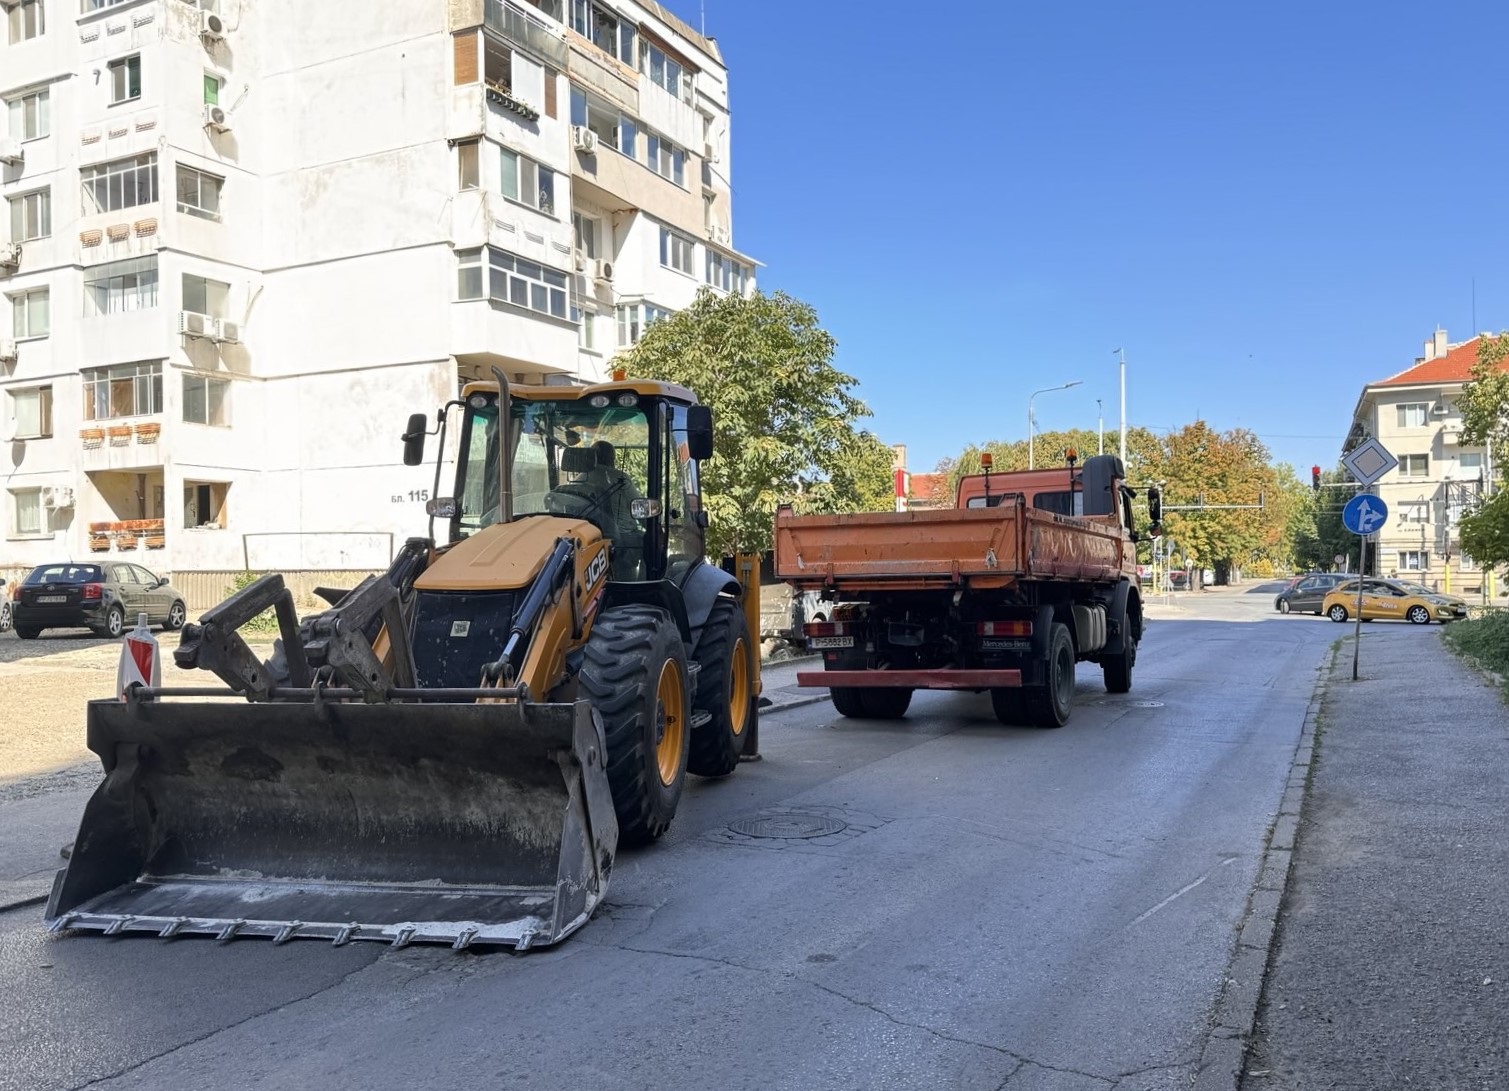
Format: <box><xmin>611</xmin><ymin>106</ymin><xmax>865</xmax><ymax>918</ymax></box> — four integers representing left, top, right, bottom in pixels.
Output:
<box><xmin>1341</xmin><ymin>494</ymin><xmax>1389</xmax><ymax>536</ymax></box>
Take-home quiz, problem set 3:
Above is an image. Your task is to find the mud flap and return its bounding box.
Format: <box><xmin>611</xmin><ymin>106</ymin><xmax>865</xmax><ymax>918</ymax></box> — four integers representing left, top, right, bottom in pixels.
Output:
<box><xmin>46</xmin><ymin>697</ymin><xmax>618</xmax><ymax>950</ymax></box>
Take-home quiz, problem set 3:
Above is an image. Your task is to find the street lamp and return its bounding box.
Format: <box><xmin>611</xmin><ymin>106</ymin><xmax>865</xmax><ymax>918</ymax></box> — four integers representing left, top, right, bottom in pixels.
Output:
<box><xmin>1096</xmin><ymin>399</ymin><xmax>1104</xmax><ymax>455</ymax></box>
<box><xmin>1113</xmin><ymin>348</ymin><xmax>1127</xmax><ymax>465</ymax></box>
<box><xmin>1028</xmin><ymin>380</ymin><xmax>1083</xmax><ymax>470</ymax></box>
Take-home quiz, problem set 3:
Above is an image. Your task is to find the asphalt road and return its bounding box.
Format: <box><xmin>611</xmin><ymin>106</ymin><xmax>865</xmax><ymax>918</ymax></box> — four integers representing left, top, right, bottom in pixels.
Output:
<box><xmin>1</xmin><ymin>585</ymin><xmax>1338</xmax><ymax>1091</ymax></box>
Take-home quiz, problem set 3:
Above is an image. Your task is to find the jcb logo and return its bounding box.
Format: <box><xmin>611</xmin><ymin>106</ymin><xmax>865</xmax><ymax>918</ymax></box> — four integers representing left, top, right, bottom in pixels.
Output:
<box><xmin>585</xmin><ymin>549</ymin><xmax>609</xmax><ymax>588</ymax></box>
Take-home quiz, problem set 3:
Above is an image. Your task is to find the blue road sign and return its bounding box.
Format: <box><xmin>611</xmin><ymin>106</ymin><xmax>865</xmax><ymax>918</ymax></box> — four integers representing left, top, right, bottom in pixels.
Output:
<box><xmin>1342</xmin><ymin>493</ymin><xmax>1389</xmax><ymax>536</ymax></box>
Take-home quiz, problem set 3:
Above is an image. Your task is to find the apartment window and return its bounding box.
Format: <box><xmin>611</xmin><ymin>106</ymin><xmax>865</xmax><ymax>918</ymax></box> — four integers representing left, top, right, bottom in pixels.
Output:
<box><xmin>183</xmin><ymin>480</ymin><xmax>228</xmax><ymax>529</ymax></box>
<box><xmin>572</xmin><ymin>211</ymin><xmax>599</xmax><ymax>259</ymax></box>
<box><xmin>641</xmin><ymin>42</ymin><xmax>693</xmax><ymax>105</ymax></box>
<box><xmin>82</xmin><ymin>153</ymin><xmax>158</xmax><ymax>213</ymax></box>
<box><xmin>1397</xmin><ymin>550</ymin><xmax>1428</xmax><ymax>572</ymax></box>
<box><xmin>570</xmin><ymin>86</ymin><xmax>634</xmax><ymax>156</ymax></box>
<box><xmin>616</xmin><ymin>301</ymin><xmax>672</xmax><ymax>347</ymax></box>
<box><xmin>175</xmin><ymin>165</ymin><xmax>223</xmax><ymax>221</ymax></box>
<box><xmin>11</xmin><ymin>385</ymin><xmax>52</xmax><ymax>439</ymax></box>
<box><xmin>84</xmin><ymin>0</ymin><xmax>137</xmax><ymax>10</ymax></box>
<box><xmin>1458</xmin><ymin>452</ymin><xmax>1483</xmax><ymax>476</ymax></box>
<box><xmin>203</xmin><ymin>73</ymin><xmax>222</xmax><ymax>105</ymax></box>
<box><xmin>570</xmin><ymin>0</ymin><xmax>634</xmax><ymax>62</ymax></box>
<box><xmin>183</xmin><ymin>373</ymin><xmax>229</xmax><ymax>426</ymax></box>
<box><xmin>1399</xmin><ymin>454</ymin><xmax>1429</xmax><ymax>478</ymax></box>
<box><xmin>705</xmin><ymin>251</ymin><xmax>746</xmax><ymax>295</ymax></box>
<box><xmin>1398</xmin><ymin>501</ymin><xmax>1428</xmax><ymax>524</ymax></box>
<box><xmin>659</xmin><ymin>227</ymin><xmax>693</xmax><ymax>275</ymax></box>
<box><xmin>1396</xmin><ymin>402</ymin><xmax>1429</xmax><ymax>428</ymax></box>
<box><xmin>6</xmin><ymin>88</ymin><xmax>49</xmax><ymax>141</ymax></box>
<box><xmin>457</xmin><ymin>139</ymin><xmax>480</xmax><ymax>190</ymax></box>
<box><xmin>10</xmin><ymin>488</ymin><xmax>49</xmax><ymax>537</ymax></box>
<box><xmin>500</xmin><ymin>148</ymin><xmax>555</xmax><ymax>215</ymax></box>
<box><xmin>182</xmin><ymin>273</ymin><xmax>229</xmax><ymax>318</ymax></box>
<box><xmin>10</xmin><ymin>286</ymin><xmax>48</xmax><ymax>337</ymax></box>
<box><xmin>484</xmin><ymin>38</ymin><xmax>513</xmax><ymax>91</ymax></box>
<box><xmin>9</xmin><ymin>189</ymin><xmax>50</xmax><ymax>241</ymax></box>
<box><xmin>455</xmin><ymin>247</ymin><xmax>569</xmax><ymax>319</ymax></box>
<box><xmin>1459</xmin><ymin>553</ymin><xmax>1477</xmax><ymax>572</ymax></box>
<box><xmin>527</xmin><ymin>0</ymin><xmax>563</xmax><ymax>18</ymax></box>
<box><xmin>8</xmin><ymin>0</ymin><xmax>44</xmax><ymax>43</ymax></box>
<box><xmin>645</xmin><ymin>132</ymin><xmax>686</xmax><ymax>186</ymax></box>
<box><xmin>578</xmin><ymin>309</ymin><xmax>596</xmax><ymax>351</ymax></box>
<box><xmin>109</xmin><ymin>55</ymin><xmax>142</xmax><ymax>105</ymax></box>
<box><xmin>83</xmin><ymin>360</ymin><xmax>163</xmax><ymax>420</ymax></box>
<box><xmin>85</xmin><ymin>256</ymin><xmax>158</xmax><ymax>315</ymax></box>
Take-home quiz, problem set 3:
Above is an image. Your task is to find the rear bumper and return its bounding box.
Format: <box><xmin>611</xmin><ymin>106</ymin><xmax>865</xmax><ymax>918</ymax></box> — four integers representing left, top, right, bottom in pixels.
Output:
<box><xmin>797</xmin><ymin>669</ymin><xmax>1023</xmax><ymax>690</ymax></box>
<box><xmin>12</xmin><ymin>604</ymin><xmax>107</xmax><ymax>629</ymax></box>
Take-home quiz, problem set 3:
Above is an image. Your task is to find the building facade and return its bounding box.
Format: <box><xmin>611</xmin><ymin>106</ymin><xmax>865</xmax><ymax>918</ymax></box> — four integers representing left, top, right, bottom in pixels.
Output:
<box><xmin>1346</xmin><ymin>328</ymin><xmax>1499</xmax><ymax>596</ymax></box>
<box><xmin>1</xmin><ymin>0</ymin><xmax>756</xmax><ymax>588</ymax></box>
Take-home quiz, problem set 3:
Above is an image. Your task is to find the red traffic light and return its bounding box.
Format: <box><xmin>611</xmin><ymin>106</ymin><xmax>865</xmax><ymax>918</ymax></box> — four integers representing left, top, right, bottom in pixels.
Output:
<box><xmin>1311</xmin><ymin>465</ymin><xmax>1322</xmax><ymax>492</ymax></box>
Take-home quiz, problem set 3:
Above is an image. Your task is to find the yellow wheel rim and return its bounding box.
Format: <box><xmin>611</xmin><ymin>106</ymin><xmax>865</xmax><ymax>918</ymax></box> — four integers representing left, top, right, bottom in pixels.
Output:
<box><xmin>655</xmin><ymin>659</ymin><xmax>686</xmax><ymax>787</ymax></box>
<box><xmin>728</xmin><ymin>636</ymin><xmax>751</xmax><ymax>738</ymax></box>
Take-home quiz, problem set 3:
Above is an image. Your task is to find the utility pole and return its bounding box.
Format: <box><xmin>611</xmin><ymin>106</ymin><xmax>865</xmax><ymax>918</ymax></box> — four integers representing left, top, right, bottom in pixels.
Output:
<box><xmin>1114</xmin><ymin>348</ymin><xmax>1127</xmax><ymax>465</ymax></box>
<box><xmin>1097</xmin><ymin>399</ymin><xmax>1104</xmax><ymax>455</ymax></box>
<box><xmin>1028</xmin><ymin>380</ymin><xmax>1082</xmax><ymax>470</ymax></box>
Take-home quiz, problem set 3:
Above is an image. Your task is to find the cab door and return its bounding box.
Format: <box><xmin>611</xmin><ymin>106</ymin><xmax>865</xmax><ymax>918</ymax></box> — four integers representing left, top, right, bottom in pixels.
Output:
<box><xmin>1361</xmin><ymin>580</ymin><xmax>1401</xmax><ymax>619</ymax></box>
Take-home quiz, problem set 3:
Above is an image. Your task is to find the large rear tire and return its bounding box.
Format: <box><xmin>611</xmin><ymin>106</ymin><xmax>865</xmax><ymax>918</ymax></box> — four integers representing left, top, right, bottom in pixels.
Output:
<box><xmin>687</xmin><ymin>598</ymin><xmax>755</xmax><ymax>777</ymax></box>
<box><xmin>580</xmin><ymin>605</ymin><xmax>690</xmax><ymax>846</ymax></box>
<box><xmin>1102</xmin><ymin>635</ymin><xmax>1135</xmax><ymax>694</ymax></box>
<box><xmin>831</xmin><ymin>687</ymin><xmax>867</xmax><ymax>718</ymax></box>
<box><xmin>861</xmin><ymin>687</ymin><xmax>912</xmax><ymax>720</ymax></box>
<box><xmin>1024</xmin><ymin>623</ymin><xmax>1075</xmax><ymax>728</ymax></box>
<box><xmin>990</xmin><ymin>687</ymin><xmax>1026</xmax><ymax>725</ymax></box>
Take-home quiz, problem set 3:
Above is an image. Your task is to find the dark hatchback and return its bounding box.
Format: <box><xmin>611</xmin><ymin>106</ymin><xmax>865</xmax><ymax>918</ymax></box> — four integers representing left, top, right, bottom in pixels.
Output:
<box><xmin>11</xmin><ymin>562</ymin><xmax>187</xmax><ymax>639</ymax></box>
<box><xmin>1274</xmin><ymin>572</ymin><xmax>1350</xmax><ymax>615</ymax></box>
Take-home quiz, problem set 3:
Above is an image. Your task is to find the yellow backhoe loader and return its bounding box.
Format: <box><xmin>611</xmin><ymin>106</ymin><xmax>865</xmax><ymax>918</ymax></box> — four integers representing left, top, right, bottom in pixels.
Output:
<box><xmin>46</xmin><ymin>373</ymin><xmax>761</xmax><ymax>951</ymax></box>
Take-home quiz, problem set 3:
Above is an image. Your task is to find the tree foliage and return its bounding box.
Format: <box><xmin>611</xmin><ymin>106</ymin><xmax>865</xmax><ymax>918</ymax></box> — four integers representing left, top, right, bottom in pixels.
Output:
<box><xmin>618</xmin><ymin>289</ymin><xmax>890</xmax><ymax>555</ymax></box>
<box><xmin>1460</xmin><ymin>333</ymin><xmax>1509</xmax><ymax>454</ymax></box>
<box><xmin>1459</xmin><ymin>491</ymin><xmax>1509</xmax><ymax>570</ymax></box>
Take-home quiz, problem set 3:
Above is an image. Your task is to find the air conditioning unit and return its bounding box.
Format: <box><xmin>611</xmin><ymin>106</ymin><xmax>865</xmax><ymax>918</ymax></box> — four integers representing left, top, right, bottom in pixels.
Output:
<box><xmin>573</xmin><ymin>252</ymin><xmax>588</xmax><ymax>273</ymax></box>
<box><xmin>594</xmin><ymin>259</ymin><xmax>614</xmax><ymax>283</ymax></box>
<box><xmin>710</xmin><ymin>224</ymin><xmax>729</xmax><ymax>245</ymax></box>
<box><xmin>0</xmin><ymin>340</ymin><xmax>17</xmax><ymax>365</ymax></box>
<box><xmin>572</xmin><ymin>125</ymin><xmax>598</xmax><ymax>153</ymax></box>
<box><xmin>214</xmin><ymin>318</ymin><xmax>240</xmax><ymax>343</ymax></box>
<box><xmin>203</xmin><ymin>104</ymin><xmax>231</xmax><ymax>132</ymax></box>
<box><xmin>179</xmin><ymin>311</ymin><xmax>213</xmax><ymax>338</ymax></box>
<box><xmin>1432</xmin><ymin>403</ymin><xmax>1450</xmax><ymax>417</ymax></box>
<box><xmin>199</xmin><ymin>10</ymin><xmax>225</xmax><ymax>40</ymax></box>
<box><xmin>703</xmin><ymin>142</ymin><xmax>719</xmax><ymax>163</ymax></box>
<box><xmin>0</xmin><ymin>243</ymin><xmax>19</xmax><ymax>271</ymax></box>
<box><xmin>43</xmin><ymin>487</ymin><xmax>74</xmax><ymax>510</ymax></box>
<box><xmin>0</xmin><ymin>138</ymin><xmax>22</xmax><ymax>166</ymax></box>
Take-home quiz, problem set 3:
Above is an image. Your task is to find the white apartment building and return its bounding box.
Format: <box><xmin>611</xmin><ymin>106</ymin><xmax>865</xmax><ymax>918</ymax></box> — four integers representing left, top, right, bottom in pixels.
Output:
<box><xmin>1</xmin><ymin>0</ymin><xmax>756</xmax><ymax>592</ymax></box>
<box><xmin>1345</xmin><ymin>328</ymin><xmax>1500</xmax><ymax>596</ymax></box>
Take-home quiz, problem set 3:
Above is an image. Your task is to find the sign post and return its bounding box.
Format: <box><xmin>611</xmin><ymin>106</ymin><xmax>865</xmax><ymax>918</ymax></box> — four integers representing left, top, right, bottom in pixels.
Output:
<box><xmin>1342</xmin><ymin>492</ymin><xmax>1390</xmax><ymax>681</ymax></box>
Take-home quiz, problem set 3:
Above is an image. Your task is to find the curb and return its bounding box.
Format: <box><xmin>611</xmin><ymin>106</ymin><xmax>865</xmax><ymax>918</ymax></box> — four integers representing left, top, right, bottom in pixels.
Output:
<box><xmin>1193</xmin><ymin>642</ymin><xmax>1334</xmax><ymax>1090</ymax></box>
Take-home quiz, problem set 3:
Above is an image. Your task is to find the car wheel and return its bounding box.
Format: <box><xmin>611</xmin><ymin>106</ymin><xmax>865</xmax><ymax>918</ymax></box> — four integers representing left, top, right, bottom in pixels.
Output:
<box><xmin>104</xmin><ymin>604</ymin><xmax>125</xmax><ymax>639</ymax></box>
<box><xmin>1406</xmin><ymin>605</ymin><xmax>1431</xmax><ymax>625</ymax></box>
<box><xmin>16</xmin><ymin>626</ymin><xmax>40</xmax><ymax>640</ymax></box>
<box><xmin>1279</xmin><ymin>600</ymin><xmax>1291</xmax><ymax>614</ymax></box>
<box><xmin>0</xmin><ymin>603</ymin><xmax>11</xmax><ymax>633</ymax></box>
<box><xmin>1327</xmin><ymin>604</ymin><xmax>1349</xmax><ymax>622</ymax></box>
<box><xmin>165</xmin><ymin>600</ymin><xmax>187</xmax><ymax>631</ymax></box>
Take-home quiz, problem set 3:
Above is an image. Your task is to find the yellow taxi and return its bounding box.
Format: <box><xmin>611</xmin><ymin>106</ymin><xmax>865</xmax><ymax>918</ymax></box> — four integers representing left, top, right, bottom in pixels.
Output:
<box><xmin>1323</xmin><ymin>578</ymin><xmax>1469</xmax><ymax>625</ymax></box>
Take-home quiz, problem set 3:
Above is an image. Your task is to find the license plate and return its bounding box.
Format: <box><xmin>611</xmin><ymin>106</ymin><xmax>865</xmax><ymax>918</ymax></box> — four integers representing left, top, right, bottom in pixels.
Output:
<box><xmin>36</xmin><ymin>595</ymin><xmax>67</xmax><ymax>604</ymax></box>
<box><xmin>980</xmin><ymin>638</ymin><xmax>1032</xmax><ymax>652</ymax></box>
<box><xmin>809</xmin><ymin>636</ymin><xmax>854</xmax><ymax>649</ymax></box>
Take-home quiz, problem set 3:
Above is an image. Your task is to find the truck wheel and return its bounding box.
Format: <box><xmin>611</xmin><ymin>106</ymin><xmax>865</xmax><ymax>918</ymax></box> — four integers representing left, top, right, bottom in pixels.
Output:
<box><xmin>580</xmin><ymin>605</ymin><xmax>691</xmax><ymax>846</ymax></box>
<box><xmin>831</xmin><ymin>688</ymin><xmax>867</xmax><ymax>718</ymax></box>
<box><xmin>1024</xmin><ymin>623</ymin><xmax>1075</xmax><ymax>728</ymax></box>
<box><xmin>687</xmin><ymin>598</ymin><xmax>755</xmax><ymax>777</ymax></box>
<box><xmin>1102</xmin><ymin>637</ymin><xmax>1135</xmax><ymax>695</ymax></box>
<box><xmin>990</xmin><ymin>688</ymin><xmax>1026</xmax><ymax>725</ymax></box>
<box><xmin>861</xmin><ymin>688</ymin><xmax>912</xmax><ymax>720</ymax></box>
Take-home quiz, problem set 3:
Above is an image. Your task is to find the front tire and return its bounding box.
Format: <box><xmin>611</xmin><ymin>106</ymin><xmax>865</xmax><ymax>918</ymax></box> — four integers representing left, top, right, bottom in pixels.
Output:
<box><xmin>103</xmin><ymin>604</ymin><xmax>125</xmax><ymax>639</ymax></box>
<box><xmin>1328</xmin><ymin>604</ymin><xmax>1349</xmax><ymax>622</ymax></box>
<box><xmin>1407</xmin><ymin>605</ymin><xmax>1431</xmax><ymax>625</ymax></box>
<box><xmin>1279</xmin><ymin>600</ymin><xmax>1291</xmax><ymax>614</ymax></box>
<box><xmin>687</xmin><ymin>598</ymin><xmax>755</xmax><ymax>777</ymax></box>
<box><xmin>165</xmin><ymin>601</ymin><xmax>187</xmax><ymax>631</ymax></box>
<box><xmin>1025</xmin><ymin>623</ymin><xmax>1075</xmax><ymax>728</ymax></box>
<box><xmin>580</xmin><ymin>605</ymin><xmax>691</xmax><ymax>846</ymax></box>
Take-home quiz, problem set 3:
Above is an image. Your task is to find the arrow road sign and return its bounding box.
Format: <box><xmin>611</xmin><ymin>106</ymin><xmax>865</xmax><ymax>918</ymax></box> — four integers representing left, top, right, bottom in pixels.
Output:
<box><xmin>1342</xmin><ymin>493</ymin><xmax>1389</xmax><ymax>536</ymax></box>
<box><xmin>1342</xmin><ymin>438</ymin><xmax>1399</xmax><ymax>487</ymax></box>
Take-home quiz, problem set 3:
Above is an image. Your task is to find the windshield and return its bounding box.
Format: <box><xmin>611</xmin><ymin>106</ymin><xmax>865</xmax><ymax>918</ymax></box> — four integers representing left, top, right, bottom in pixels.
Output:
<box><xmin>456</xmin><ymin>394</ymin><xmax>651</xmax><ymax>536</ymax></box>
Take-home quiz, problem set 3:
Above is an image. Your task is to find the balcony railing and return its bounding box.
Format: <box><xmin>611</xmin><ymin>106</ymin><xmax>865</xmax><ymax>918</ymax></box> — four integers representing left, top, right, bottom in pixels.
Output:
<box><xmin>486</xmin><ymin>0</ymin><xmax>568</xmax><ymax>67</ymax></box>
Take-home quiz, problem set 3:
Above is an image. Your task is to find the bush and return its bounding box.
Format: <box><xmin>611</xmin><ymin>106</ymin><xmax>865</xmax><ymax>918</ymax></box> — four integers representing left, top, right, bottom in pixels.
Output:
<box><xmin>225</xmin><ymin>572</ymin><xmax>281</xmax><ymax>635</ymax></box>
<box><xmin>1442</xmin><ymin>609</ymin><xmax>1509</xmax><ymax>691</ymax></box>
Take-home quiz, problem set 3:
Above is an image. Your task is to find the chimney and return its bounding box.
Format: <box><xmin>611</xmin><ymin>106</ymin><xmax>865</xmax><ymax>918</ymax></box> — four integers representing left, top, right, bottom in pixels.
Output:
<box><xmin>1434</xmin><ymin>328</ymin><xmax>1449</xmax><ymax>359</ymax></box>
<box><xmin>1423</xmin><ymin>338</ymin><xmax>1436</xmax><ymax>361</ymax></box>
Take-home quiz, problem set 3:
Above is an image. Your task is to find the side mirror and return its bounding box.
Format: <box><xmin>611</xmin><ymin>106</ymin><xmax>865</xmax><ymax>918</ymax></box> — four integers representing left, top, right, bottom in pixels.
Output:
<box><xmin>426</xmin><ymin>497</ymin><xmax>458</xmax><ymax>519</ymax></box>
<box><xmin>687</xmin><ymin>404</ymin><xmax>714</xmax><ymax>461</ymax></box>
<box><xmin>1147</xmin><ymin>486</ymin><xmax>1163</xmax><ymax>524</ymax></box>
<box><xmin>402</xmin><ymin>412</ymin><xmax>429</xmax><ymax>467</ymax></box>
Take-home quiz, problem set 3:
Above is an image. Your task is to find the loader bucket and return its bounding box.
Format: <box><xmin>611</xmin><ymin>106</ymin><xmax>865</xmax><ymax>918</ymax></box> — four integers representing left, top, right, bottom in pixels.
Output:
<box><xmin>45</xmin><ymin>696</ymin><xmax>618</xmax><ymax>951</ymax></box>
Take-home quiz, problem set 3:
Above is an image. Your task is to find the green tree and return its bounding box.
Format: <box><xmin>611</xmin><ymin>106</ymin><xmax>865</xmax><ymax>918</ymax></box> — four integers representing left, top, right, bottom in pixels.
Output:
<box><xmin>617</xmin><ymin>289</ymin><xmax>888</xmax><ymax>555</ymax></box>
<box><xmin>1460</xmin><ymin>333</ymin><xmax>1509</xmax><ymax>456</ymax></box>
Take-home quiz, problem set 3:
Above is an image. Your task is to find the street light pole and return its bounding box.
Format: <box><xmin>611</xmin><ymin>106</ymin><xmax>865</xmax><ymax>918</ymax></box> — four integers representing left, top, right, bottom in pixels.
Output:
<box><xmin>1028</xmin><ymin>380</ymin><xmax>1083</xmax><ymax>470</ymax></box>
<box><xmin>1097</xmin><ymin>399</ymin><xmax>1104</xmax><ymax>455</ymax></box>
<box><xmin>1115</xmin><ymin>347</ymin><xmax>1127</xmax><ymax>465</ymax></box>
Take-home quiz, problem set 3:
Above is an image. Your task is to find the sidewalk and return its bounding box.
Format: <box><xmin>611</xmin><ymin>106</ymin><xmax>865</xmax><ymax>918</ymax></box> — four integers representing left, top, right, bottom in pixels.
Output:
<box><xmin>1242</xmin><ymin>629</ymin><xmax>1509</xmax><ymax>1088</ymax></box>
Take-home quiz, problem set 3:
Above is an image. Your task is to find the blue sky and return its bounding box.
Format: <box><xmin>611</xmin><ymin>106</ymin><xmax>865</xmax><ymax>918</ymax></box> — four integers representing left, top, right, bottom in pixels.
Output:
<box><xmin>696</xmin><ymin>0</ymin><xmax>1509</xmax><ymax>476</ymax></box>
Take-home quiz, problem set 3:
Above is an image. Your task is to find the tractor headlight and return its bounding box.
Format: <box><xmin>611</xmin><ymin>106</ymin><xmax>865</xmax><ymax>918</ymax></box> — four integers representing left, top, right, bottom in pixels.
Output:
<box><xmin>616</xmin><ymin>393</ymin><xmax>639</xmax><ymax>407</ymax></box>
<box><xmin>630</xmin><ymin>498</ymin><xmax>662</xmax><ymax>520</ymax></box>
<box><xmin>588</xmin><ymin>394</ymin><xmax>611</xmax><ymax>408</ymax></box>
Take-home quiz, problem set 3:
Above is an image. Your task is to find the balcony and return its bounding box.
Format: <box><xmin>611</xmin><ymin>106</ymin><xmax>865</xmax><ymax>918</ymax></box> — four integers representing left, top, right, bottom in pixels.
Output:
<box><xmin>486</xmin><ymin>0</ymin><xmax>568</xmax><ymax>67</ymax></box>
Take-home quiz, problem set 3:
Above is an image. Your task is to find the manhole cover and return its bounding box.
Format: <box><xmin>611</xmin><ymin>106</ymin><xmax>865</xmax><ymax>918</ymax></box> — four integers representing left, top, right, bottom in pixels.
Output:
<box><xmin>728</xmin><ymin>814</ymin><xmax>848</xmax><ymax>840</ymax></box>
<box><xmin>1133</xmin><ymin>700</ymin><xmax>1165</xmax><ymax>708</ymax></box>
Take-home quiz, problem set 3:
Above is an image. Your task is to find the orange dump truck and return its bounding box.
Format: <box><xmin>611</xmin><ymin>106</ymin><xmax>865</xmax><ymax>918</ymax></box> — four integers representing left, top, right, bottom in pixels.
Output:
<box><xmin>774</xmin><ymin>453</ymin><xmax>1158</xmax><ymax>727</ymax></box>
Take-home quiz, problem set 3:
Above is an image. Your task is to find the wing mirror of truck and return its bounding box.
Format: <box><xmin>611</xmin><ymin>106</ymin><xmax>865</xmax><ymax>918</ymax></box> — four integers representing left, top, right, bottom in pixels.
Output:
<box><xmin>687</xmin><ymin>405</ymin><xmax>715</xmax><ymax>461</ymax></box>
<box><xmin>402</xmin><ymin>413</ymin><xmax>428</xmax><ymax>466</ymax></box>
<box><xmin>1147</xmin><ymin>486</ymin><xmax>1163</xmax><ymax>524</ymax></box>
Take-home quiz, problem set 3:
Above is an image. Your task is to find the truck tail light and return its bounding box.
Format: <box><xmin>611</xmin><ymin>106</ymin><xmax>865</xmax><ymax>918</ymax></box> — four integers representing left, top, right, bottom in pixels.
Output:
<box><xmin>804</xmin><ymin>621</ymin><xmax>846</xmax><ymax>638</ymax></box>
<box><xmin>977</xmin><ymin>620</ymin><xmax>1032</xmax><ymax>637</ymax></box>
<box><xmin>81</xmin><ymin>582</ymin><xmax>103</xmax><ymax>601</ymax></box>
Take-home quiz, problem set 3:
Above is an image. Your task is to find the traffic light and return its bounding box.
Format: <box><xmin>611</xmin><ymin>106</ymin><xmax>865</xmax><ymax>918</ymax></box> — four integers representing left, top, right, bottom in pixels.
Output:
<box><xmin>1311</xmin><ymin>465</ymin><xmax>1321</xmax><ymax>492</ymax></box>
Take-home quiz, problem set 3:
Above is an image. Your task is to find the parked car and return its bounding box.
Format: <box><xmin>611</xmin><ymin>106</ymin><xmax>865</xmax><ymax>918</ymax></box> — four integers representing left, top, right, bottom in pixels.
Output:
<box><xmin>1322</xmin><ymin>578</ymin><xmax>1469</xmax><ymax>625</ymax></box>
<box><xmin>11</xmin><ymin>562</ymin><xmax>188</xmax><ymax>640</ymax></box>
<box><xmin>1275</xmin><ymin>572</ymin><xmax>1350</xmax><ymax>614</ymax></box>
